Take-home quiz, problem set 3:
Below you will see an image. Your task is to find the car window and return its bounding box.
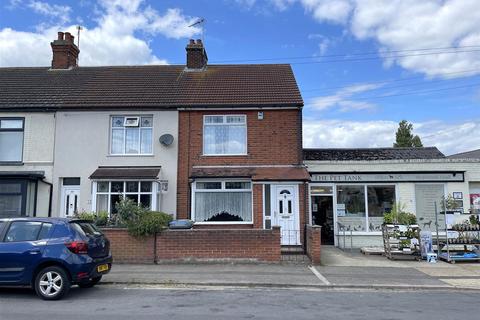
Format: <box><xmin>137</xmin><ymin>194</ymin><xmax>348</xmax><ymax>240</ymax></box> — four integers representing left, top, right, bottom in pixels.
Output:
<box><xmin>5</xmin><ymin>221</ymin><xmax>43</xmax><ymax>242</ymax></box>
<box><xmin>71</xmin><ymin>222</ymin><xmax>102</xmax><ymax>237</ymax></box>
<box><xmin>37</xmin><ymin>223</ymin><xmax>53</xmax><ymax>240</ymax></box>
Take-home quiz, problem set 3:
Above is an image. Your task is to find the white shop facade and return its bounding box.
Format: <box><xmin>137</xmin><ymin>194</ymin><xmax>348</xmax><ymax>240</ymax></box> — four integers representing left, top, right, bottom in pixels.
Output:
<box><xmin>305</xmin><ymin>155</ymin><xmax>480</xmax><ymax>248</ymax></box>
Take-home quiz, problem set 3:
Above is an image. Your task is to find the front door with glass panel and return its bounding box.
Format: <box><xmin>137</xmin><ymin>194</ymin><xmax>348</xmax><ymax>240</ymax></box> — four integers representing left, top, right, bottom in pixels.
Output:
<box><xmin>272</xmin><ymin>185</ymin><xmax>300</xmax><ymax>245</ymax></box>
<box><xmin>62</xmin><ymin>187</ymin><xmax>80</xmax><ymax>217</ymax></box>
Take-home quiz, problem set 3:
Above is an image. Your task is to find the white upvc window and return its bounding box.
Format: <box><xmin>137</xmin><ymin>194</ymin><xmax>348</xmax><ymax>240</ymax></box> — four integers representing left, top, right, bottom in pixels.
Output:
<box><xmin>203</xmin><ymin>115</ymin><xmax>247</xmax><ymax>155</ymax></box>
<box><xmin>110</xmin><ymin>116</ymin><xmax>153</xmax><ymax>155</ymax></box>
<box><xmin>192</xmin><ymin>180</ymin><xmax>252</xmax><ymax>223</ymax></box>
<box><xmin>0</xmin><ymin>118</ymin><xmax>24</xmax><ymax>162</ymax></box>
<box><xmin>93</xmin><ymin>181</ymin><xmax>159</xmax><ymax>214</ymax></box>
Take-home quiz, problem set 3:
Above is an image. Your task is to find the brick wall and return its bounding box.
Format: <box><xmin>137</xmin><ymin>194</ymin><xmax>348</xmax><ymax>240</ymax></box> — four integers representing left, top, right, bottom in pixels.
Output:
<box><xmin>305</xmin><ymin>225</ymin><xmax>321</xmax><ymax>264</ymax></box>
<box><xmin>102</xmin><ymin>227</ymin><xmax>281</xmax><ymax>263</ymax></box>
<box><xmin>177</xmin><ymin>109</ymin><xmax>303</xmax><ymax>219</ymax></box>
<box><xmin>102</xmin><ymin>228</ymin><xmax>155</xmax><ymax>264</ymax></box>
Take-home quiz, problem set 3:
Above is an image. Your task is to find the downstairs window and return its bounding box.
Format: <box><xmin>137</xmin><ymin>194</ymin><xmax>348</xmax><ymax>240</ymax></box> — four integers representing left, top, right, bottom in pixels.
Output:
<box><xmin>193</xmin><ymin>181</ymin><xmax>252</xmax><ymax>223</ymax></box>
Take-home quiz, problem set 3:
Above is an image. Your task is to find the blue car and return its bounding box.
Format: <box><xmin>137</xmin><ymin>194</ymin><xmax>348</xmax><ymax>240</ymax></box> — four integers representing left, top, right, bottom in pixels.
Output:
<box><xmin>0</xmin><ymin>218</ymin><xmax>112</xmax><ymax>300</ymax></box>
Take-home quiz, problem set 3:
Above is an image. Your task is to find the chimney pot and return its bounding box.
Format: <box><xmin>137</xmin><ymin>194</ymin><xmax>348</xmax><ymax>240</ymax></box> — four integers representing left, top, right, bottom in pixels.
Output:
<box><xmin>196</xmin><ymin>39</ymin><xmax>202</xmax><ymax>45</ymax></box>
<box><xmin>57</xmin><ymin>32</ymin><xmax>64</xmax><ymax>40</ymax></box>
<box><xmin>189</xmin><ymin>39</ymin><xmax>195</xmax><ymax>45</ymax></box>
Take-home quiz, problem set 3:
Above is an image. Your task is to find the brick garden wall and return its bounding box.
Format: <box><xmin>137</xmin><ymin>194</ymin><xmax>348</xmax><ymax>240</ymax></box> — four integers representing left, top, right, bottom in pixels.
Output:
<box><xmin>102</xmin><ymin>227</ymin><xmax>281</xmax><ymax>264</ymax></box>
<box><xmin>305</xmin><ymin>225</ymin><xmax>322</xmax><ymax>264</ymax></box>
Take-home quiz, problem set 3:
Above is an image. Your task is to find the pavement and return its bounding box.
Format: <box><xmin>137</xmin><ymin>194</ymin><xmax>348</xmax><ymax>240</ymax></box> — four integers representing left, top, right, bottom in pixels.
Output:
<box><xmin>102</xmin><ymin>245</ymin><xmax>480</xmax><ymax>291</ymax></box>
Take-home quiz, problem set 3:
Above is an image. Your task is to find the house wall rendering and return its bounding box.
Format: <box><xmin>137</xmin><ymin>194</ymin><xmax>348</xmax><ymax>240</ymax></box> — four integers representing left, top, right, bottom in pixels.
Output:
<box><xmin>52</xmin><ymin>110</ymin><xmax>178</xmax><ymax>217</ymax></box>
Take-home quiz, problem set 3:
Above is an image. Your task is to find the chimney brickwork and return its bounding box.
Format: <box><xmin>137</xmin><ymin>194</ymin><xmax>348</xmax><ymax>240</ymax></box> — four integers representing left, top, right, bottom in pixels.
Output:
<box><xmin>186</xmin><ymin>39</ymin><xmax>208</xmax><ymax>70</ymax></box>
<box><xmin>51</xmin><ymin>31</ymin><xmax>80</xmax><ymax>69</ymax></box>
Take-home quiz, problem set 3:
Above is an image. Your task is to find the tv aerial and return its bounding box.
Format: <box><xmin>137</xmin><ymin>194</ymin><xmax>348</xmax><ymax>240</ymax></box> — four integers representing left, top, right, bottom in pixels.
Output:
<box><xmin>188</xmin><ymin>18</ymin><xmax>205</xmax><ymax>43</ymax></box>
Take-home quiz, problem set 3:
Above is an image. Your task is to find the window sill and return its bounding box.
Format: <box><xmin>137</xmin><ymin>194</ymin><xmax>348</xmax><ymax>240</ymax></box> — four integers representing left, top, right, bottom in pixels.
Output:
<box><xmin>107</xmin><ymin>154</ymin><xmax>154</xmax><ymax>157</ymax></box>
<box><xmin>194</xmin><ymin>221</ymin><xmax>253</xmax><ymax>225</ymax></box>
<box><xmin>0</xmin><ymin>161</ymin><xmax>24</xmax><ymax>166</ymax></box>
<box><xmin>201</xmin><ymin>154</ymin><xmax>249</xmax><ymax>157</ymax></box>
<box><xmin>336</xmin><ymin>231</ymin><xmax>382</xmax><ymax>236</ymax></box>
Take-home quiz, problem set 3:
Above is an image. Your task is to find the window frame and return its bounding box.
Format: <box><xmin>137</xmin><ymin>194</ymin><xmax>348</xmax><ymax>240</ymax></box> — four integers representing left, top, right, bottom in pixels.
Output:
<box><xmin>191</xmin><ymin>179</ymin><xmax>254</xmax><ymax>224</ymax></box>
<box><xmin>0</xmin><ymin>117</ymin><xmax>25</xmax><ymax>163</ymax></box>
<box><xmin>92</xmin><ymin>180</ymin><xmax>159</xmax><ymax>215</ymax></box>
<box><xmin>202</xmin><ymin>115</ymin><xmax>248</xmax><ymax>156</ymax></box>
<box><xmin>109</xmin><ymin>115</ymin><xmax>153</xmax><ymax>156</ymax></box>
<box><xmin>322</xmin><ymin>183</ymin><xmax>398</xmax><ymax>235</ymax></box>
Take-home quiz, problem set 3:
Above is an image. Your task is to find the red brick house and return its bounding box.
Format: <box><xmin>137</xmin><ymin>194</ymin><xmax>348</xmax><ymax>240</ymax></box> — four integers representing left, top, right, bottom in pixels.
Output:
<box><xmin>176</xmin><ymin>40</ymin><xmax>310</xmax><ymax>246</ymax></box>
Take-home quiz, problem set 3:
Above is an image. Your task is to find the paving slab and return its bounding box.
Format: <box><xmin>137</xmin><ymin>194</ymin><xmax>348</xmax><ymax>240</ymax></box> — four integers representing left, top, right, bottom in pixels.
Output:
<box><xmin>104</xmin><ymin>264</ymin><xmax>322</xmax><ymax>286</ymax></box>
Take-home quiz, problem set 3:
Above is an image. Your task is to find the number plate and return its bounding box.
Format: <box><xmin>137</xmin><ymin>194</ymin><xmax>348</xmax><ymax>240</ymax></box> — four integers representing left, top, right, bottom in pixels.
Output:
<box><xmin>97</xmin><ymin>264</ymin><xmax>109</xmax><ymax>273</ymax></box>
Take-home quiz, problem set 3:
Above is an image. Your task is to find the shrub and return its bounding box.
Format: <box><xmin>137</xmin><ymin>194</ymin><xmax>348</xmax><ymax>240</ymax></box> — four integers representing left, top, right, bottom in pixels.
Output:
<box><xmin>74</xmin><ymin>211</ymin><xmax>96</xmax><ymax>221</ymax></box>
<box><xmin>95</xmin><ymin>211</ymin><xmax>109</xmax><ymax>226</ymax></box>
<box><xmin>115</xmin><ymin>197</ymin><xmax>147</xmax><ymax>225</ymax></box>
<box><xmin>74</xmin><ymin>211</ymin><xmax>109</xmax><ymax>226</ymax></box>
<box><xmin>127</xmin><ymin>211</ymin><xmax>173</xmax><ymax>237</ymax></box>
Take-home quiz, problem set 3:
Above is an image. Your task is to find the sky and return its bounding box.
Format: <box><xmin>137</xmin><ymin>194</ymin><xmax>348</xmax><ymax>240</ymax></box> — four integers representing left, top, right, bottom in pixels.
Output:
<box><xmin>1</xmin><ymin>0</ymin><xmax>479</xmax><ymax>155</ymax></box>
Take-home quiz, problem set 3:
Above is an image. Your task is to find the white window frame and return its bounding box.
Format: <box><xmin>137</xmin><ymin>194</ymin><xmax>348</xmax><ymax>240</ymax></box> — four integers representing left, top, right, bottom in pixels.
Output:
<box><xmin>109</xmin><ymin>115</ymin><xmax>153</xmax><ymax>156</ymax></box>
<box><xmin>319</xmin><ymin>183</ymin><xmax>398</xmax><ymax>236</ymax></box>
<box><xmin>191</xmin><ymin>179</ymin><xmax>253</xmax><ymax>224</ymax></box>
<box><xmin>0</xmin><ymin>117</ymin><xmax>24</xmax><ymax>163</ymax></box>
<box><xmin>92</xmin><ymin>180</ymin><xmax>159</xmax><ymax>215</ymax></box>
<box><xmin>202</xmin><ymin>115</ymin><xmax>247</xmax><ymax>156</ymax></box>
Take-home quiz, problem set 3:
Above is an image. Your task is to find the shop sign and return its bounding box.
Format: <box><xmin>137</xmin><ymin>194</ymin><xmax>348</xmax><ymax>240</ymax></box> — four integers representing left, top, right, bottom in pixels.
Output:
<box><xmin>311</xmin><ymin>172</ymin><xmax>464</xmax><ymax>183</ymax></box>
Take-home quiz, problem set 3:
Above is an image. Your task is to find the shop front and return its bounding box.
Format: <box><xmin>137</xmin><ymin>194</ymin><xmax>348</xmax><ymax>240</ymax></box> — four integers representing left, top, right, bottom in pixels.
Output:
<box><xmin>304</xmin><ymin>147</ymin><xmax>478</xmax><ymax>248</ymax></box>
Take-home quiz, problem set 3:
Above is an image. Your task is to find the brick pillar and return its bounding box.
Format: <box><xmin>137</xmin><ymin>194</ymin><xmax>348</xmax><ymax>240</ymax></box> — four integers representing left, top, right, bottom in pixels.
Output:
<box><xmin>306</xmin><ymin>225</ymin><xmax>322</xmax><ymax>264</ymax></box>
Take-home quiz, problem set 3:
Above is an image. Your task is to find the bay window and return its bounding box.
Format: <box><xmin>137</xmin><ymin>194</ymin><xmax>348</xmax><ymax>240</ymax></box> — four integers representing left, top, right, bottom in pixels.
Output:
<box><xmin>193</xmin><ymin>180</ymin><xmax>252</xmax><ymax>223</ymax></box>
<box><xmin>336</xmin><ymin>184</ymin><xmax>396</xmax><ymax>232</ymax></box>
<box><xmin>0</xmin><ymin>118</ymin><xmax>24</xmax><ymax>162</ymax></box>
<box><xmin>110</xmin><ymin>116</ymin><xmax>153</xmax><ymax>155</ymax></box>
<box><xmin>94</xmin><ymin>181</ymin><xmax>157</xmax><ymax>214</ymax></box>
<box><xmin>203</xmin><ymin>115</ymin><xmax>247</xmax><ymax>155</ymax></box>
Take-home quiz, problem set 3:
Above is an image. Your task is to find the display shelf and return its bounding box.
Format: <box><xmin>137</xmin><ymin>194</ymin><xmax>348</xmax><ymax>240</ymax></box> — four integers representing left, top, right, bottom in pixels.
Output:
<box><xmin>437</xmin><ymin>213</ymin><xmax>480</xmax><ymax>264</ymax></box>
<box><xmin>382</xmin><ymin>224</ymin><xmax>421</xmax><ymax>260</ymax></box>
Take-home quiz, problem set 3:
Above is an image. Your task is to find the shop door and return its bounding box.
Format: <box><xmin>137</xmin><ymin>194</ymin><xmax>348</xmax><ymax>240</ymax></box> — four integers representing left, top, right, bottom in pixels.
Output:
<box><xmin>311</xmin><ymin>195</ymin><xmax>334</xmax><ymax>245</ymax></box>
<box><xmin>272</xmin><ymin>185</ymin><xmax>300</xmax><ymax>245</ymax></box>
<box><xmin>61</xmin><ymin>187</ymin><xmax>80</xmax><ymax>217</ymax></box>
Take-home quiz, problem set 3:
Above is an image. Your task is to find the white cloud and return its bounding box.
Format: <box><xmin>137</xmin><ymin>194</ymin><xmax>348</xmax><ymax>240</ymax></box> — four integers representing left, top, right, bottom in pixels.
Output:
<box><xmin>303</xmin><ymin>119</ymin><xmax>480</xmax><ymax>155</ymax></box>
<box><xmin>309</xmin><ymin>83</ymin><xmax>381</xmax><ymax>112</ymax></box>
<box><xmin>0</xmin><ymin>0</ymin><xmax>201</xmax><ymax>67</ymax></box>
<box><xmin>244</xmin><ymin>0</ymin><xmax>480</xmax><ymax>78</ymax></box>
<box><xmin>27</xmin><ymin>1</ymin><xmax>72</xmax><ymax>25</ymax></box>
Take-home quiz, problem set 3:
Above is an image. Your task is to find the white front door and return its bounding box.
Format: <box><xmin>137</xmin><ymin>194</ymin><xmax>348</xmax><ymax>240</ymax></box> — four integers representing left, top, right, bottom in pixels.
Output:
<box><xmin>61</xmin><ymin>186</ymin><xmax>80</xmax><ymax>217</ymax></box>
<box><xmin>272</xmin><ymin>185</ymin><xmax>300</xmax><ymax>245</ymax></box>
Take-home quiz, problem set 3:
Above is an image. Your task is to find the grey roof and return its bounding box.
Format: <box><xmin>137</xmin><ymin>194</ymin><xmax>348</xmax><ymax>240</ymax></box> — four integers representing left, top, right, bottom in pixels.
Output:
<box><xmin>0</xmin><ymin>64</ymin><xmax>303</xmax><ymax>110</ymax></box>
<box><xmin>89</xmin><ymin>166</ymin><xmax>161</xmax><ymax>179</ymax></box>
<box><xmin>303</xmin><ymin>147</ymin><xmax>445</xmax><ymax>161</ymax></box>
<box><xmin>447</xmin><ymin>149</ymin><xmax>480</xmax><ymax>159</ymax></box>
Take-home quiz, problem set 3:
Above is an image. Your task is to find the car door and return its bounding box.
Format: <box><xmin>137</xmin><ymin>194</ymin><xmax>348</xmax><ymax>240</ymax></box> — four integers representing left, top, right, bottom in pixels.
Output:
<box><xmin>0</xmin><ymin>221</ymin><xmax>53</xmax><ymax>284</ymax></box>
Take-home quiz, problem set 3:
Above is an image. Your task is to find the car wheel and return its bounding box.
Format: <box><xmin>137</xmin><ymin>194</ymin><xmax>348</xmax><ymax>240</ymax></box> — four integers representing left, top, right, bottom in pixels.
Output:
<box><xmin>78</xmin><ymin>276</ymin><xmax>102</xmax><ymax>288</ymax></box>
<box><xmin>34</xmin><ymin>266</ymin><xmax>71</xmax><ymax>300</ymax></box>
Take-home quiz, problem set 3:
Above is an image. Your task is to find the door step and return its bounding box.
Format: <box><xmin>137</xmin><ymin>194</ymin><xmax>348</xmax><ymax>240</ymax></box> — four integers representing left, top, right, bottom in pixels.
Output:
<box><xmin>281</xmin><ymin>246</ymin><xmax>309</xmax><ymax>263</ymax></box>
<box><xmin>281</xmin><ymin>246</ymin><xmax>304</xmax><ymax>254</ymax></box>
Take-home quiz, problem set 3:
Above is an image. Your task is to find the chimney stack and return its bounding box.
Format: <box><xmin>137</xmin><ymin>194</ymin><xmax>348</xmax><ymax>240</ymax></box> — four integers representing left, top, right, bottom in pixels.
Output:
<box><xmin>50</xmin><ymin>31</ymin><xmax>80</xmax><ymax>69</ymax></box>
<box><xmin>186</xmin><ymin>39</ymin><xmax>208</xmax><ymax>70</ymax></box>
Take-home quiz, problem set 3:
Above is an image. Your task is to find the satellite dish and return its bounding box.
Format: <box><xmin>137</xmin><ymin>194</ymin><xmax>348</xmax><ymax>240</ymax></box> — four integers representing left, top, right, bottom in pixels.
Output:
<box><xmin>159</xmin><ymin>134</ymin><xmax>174</xmax><ymax>146</ymax></box>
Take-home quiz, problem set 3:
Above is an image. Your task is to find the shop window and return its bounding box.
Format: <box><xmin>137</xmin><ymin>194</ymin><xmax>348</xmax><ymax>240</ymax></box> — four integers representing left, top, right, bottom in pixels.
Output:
<box><xmin>337</xmin><ymin>185</ymin><xmax>366</xmax><ymax>231</ymax></box>
<box><xmin>193</xmin><ymin>181</ymin><xmax>252</xmax><ymax>222</ymax></box>
<box><xmin>367</xmin><ymin>185</ymin><xmax>395</xmax><ymax>231</ymax></box>
<box><xmin>95</xmin><ymin>181</ymin><xmax>156</xmax><ymax>214</ymax></box>
<box><xmin>203</xmin><ymin>115</ymin><xmax>247</xmax><ymax>155</ymax></box>
<box><xmin>0</xmin><ymin>118</ymin><xmax>24</xmax><ymax>162</ymax></box>
<box><xmin>335</xmin><ymin>184</ymin><xmax>396</xmax><ymax>232</ymax></box>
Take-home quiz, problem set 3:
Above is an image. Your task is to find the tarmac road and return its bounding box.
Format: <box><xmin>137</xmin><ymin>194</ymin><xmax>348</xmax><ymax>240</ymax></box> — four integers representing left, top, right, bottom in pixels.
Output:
<box><xmin>0</xmin><ymin>285</ymin><xmax>476</xmax><ymax>320</ymax></box>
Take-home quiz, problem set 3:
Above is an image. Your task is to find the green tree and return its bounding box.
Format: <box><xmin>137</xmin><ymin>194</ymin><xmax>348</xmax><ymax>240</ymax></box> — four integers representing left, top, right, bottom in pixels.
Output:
<box><xmin>393</xmin><ymin>120</ymin><xmax>423</xmax><ymax>147</ymax></box>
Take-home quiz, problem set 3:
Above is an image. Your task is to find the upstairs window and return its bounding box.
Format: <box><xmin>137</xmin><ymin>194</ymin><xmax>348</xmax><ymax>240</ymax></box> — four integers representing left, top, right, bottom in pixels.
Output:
<box><xmin>110</xmin><ymin>116</ymin><xmax>153</xmax><ymax>155</ymax></box>
<box><xmin>0</xmin><ymin>118</ymin><xmax>24</xmax><ymax>162</ymax></box>
<box><xmin>203</xmin><ymin>115</ymin><xmax>247</xmax><ymax>155</ymax></box>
